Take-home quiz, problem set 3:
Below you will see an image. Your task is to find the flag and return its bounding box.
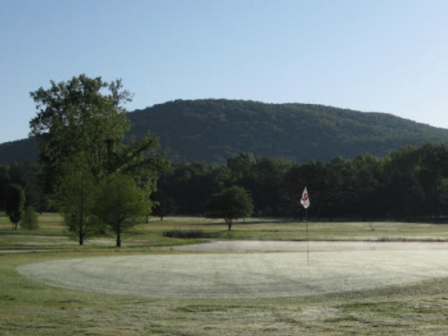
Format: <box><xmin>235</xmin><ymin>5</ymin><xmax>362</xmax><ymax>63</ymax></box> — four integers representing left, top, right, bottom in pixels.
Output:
<box><xmin>300</xmin><ymin>187</ymin><xmax>310</xmax><ymax>209</ymax></box>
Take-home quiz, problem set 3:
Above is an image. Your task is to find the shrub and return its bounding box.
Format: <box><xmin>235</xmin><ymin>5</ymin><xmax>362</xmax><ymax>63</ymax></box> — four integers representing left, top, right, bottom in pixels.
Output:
<box><xmin>162</xmin><ymin>229</ymin><xmax>215</xmax><ymax>239</ymax></box>
<box><xmin>20</xmin><ymin>206</ymin><xmax>39</xmax><ymax>230</ymax></box>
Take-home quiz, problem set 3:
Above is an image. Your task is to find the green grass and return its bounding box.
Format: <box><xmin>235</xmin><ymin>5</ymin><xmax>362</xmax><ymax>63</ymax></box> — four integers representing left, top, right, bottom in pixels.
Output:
<box><xmin>5</xmin><ymin>252</ymin><xmax>448</xmax><ymax>335</ymax></box>
<box><xmin>3</xmin><ymin>213</ymin><xmax>448</xmax><ymax>335</ymax></box>
<box><xmin>4</xmin><ymin>212</ymin><xmax>448</xmax><ymax>250</ymax></box>
<box><xmin>141</xmin><ymin>216</ymin><xmax>448</xmax><ymax>242</ymax></box>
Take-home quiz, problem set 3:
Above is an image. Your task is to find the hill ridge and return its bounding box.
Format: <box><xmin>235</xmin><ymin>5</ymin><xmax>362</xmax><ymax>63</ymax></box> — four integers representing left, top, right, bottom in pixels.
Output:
<box><xmin>1</xmin><ymin>99</ymin><xmax>448</xmax><ymax>164</ymax></box>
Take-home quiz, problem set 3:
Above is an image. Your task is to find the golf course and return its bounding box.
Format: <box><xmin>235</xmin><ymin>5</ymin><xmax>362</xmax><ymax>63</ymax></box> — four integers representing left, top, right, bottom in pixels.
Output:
<box><xmin>3</xmin><ymin>213</ymin><xmax>448</xmax><ymax>335</ymax></box>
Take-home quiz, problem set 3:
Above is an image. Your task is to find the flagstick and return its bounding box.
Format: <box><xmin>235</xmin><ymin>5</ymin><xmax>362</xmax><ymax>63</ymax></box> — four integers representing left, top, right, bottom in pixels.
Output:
<box><xmin>306</xmin><ymin>207</ymin><xmax>309</xmax><ymax>265</ymax></box>
<box><xmin>300</xmin><ymin>186</ymin><xmax>310</xmax><ymax>265</ymax></box>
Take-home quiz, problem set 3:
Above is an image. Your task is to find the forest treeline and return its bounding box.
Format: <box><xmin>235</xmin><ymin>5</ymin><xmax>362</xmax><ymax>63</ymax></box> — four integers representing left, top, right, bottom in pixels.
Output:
<box><xmin>3</xmin><ymin>99</ymin><xmax>448</xmax><ymax>165</ymax></box>
<box><xmin>3</xmin><ymin>142</ymin><xmax>448</xmax><ymax>222</ymax></box>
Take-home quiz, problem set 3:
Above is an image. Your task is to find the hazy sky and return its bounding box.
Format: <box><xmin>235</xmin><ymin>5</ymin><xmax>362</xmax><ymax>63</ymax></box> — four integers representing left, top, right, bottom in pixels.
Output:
<box><xmin>1</xmin><ymin>0</ymin><xmax>448</xmax><ymax>144</ymax></box>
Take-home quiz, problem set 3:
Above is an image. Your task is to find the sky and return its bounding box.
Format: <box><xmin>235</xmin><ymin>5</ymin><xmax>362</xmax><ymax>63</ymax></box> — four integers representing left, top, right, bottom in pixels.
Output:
<box><xmin>1</xmin><ymin>0</ymin><xmax>448</xmax><ymax>144</ymax></box>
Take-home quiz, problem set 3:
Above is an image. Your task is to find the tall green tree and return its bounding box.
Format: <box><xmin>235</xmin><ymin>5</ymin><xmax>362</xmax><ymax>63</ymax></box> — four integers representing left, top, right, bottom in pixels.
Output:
<box><xmin>93</xmin><ymin>174</ymin><xmax>149</xmax><ymax>247</ymax></box>
<box><xmin>8</xmin><ymin>161</ymin><xmax>43</xmax><ymax>210</ymax></box>
<box><xmin>151</xmin><ymin>191</ymin><xmax>177</xmax><ymax>221</ymax></box>
<box><xmin>56</xmin><ymin>153</ymin><xmax>98</xmax><ymax>245</ymax></box>
<box><xmin>382</xmin><ymin>146</ymin><xmax>423</xmax><ymax>220</ymax></box>
<box><xmin>415</xmin><ymin>143</ymin><xmax>448</xmax><ymax>218</ymax></box>
<box><xmin>5</xmin><ymin>184</ymin><xmax>25</xmax><ymax>229</ymax></box>
<box><xmin>20</xmin><ymin>206</ymin><xmax>39</xmax><ymax>230</ymax></box>
<box><xmin>0</xmin><ymin>164</ymin><xmax>10</xmax><ymax>211</ymax></box>
<box><xmin>251</xmin><ymin>157</ymin><xmax>294</xmax><ymax>216</ymax></box>
<box><xmin>29</xmin><ymin>74</ymin><xmax>167</xmax><ymax>214</ymax></box>
<box><xmin>344</xmin><ymin>154</ymin><xmax>383</xmax><ymax>220</ymax></box>
<box><xmin>156</xmin><ymin>162</ymin><xmax>230</xmax><ymax>215</ymax></box>
<box><xmin>279</xmin><ymin>164</ymin><xmax>302</xmax><ymax>220</ymax></box>
<box><xmin>205</xmin><ymin>186</ymin><xmax>253</xmax><ymax>230</ymax></box>
<box><xmin>30</xmin><ymin>75</ymin><xmax>131</xmax><ymax>198</ymax></box>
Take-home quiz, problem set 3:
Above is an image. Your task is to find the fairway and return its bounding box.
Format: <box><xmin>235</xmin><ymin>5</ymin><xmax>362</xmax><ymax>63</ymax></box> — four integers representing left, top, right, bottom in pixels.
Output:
<box><xmin>18</xmin><ymin>242</ymin><xmax>448</xmax><ymax>299</ymax></box>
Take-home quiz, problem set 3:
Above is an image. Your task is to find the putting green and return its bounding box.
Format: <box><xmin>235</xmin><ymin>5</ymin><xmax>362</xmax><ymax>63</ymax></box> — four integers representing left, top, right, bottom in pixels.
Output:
<box><xmin>17</xmin><ymin>249</ymin><xmax>448</xmax><ymax>298</ymax></box>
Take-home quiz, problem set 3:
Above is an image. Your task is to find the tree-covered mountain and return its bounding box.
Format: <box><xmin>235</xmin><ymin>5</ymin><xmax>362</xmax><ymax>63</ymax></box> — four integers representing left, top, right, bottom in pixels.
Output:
<box><xmin>129</xmin><ymin>99</ymin><xmax>448</xmax><ymax>162</ymax></box>
<box><xmin>2</xmin><ymin>99</ymin><xmax>448</xmax><ymax>164</ymax></box>
<box><xmin>0</xmin><ymin>138</ymin><xmax>39</xmax><ymax>164</ymax></box>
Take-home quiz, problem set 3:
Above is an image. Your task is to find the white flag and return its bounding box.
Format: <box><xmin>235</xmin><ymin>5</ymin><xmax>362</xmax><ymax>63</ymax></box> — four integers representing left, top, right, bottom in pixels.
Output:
<box><xmin>300</xmin><ymin>187</ymin><xmax>310</xmax><ymax>209</ymax></box>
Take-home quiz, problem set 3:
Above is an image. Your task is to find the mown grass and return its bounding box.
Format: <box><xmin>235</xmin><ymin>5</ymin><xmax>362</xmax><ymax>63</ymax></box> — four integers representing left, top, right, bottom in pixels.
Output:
<box><xmin>3</xmin><ymin>212</ymin><xmax>448</xmax><ymax>250</ymax></box>
<box><xmin>3</xmin><ymin>213</ymin><xmax>448</xmax><ymax>335</ymax></box>
<box><xmin>4</xmin><ymin>251</ymin><xmax>448</xmax><ymax>335</ymax></box>
<box><xmin>140</xmin><ymin>216</ymin><xmax>448</xmax><ymax>241</ymax></box>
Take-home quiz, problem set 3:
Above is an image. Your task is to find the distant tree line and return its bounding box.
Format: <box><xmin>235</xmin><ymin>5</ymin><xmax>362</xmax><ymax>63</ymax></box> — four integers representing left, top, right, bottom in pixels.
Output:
<box><xmin>0</xmin><ymin>161</ymin><xmax>43</xmax><ymax>213</ymax></box>
<box><xmin>154</xmin><ymin>143</ymin><xmax>448</xmax><ymax>222</ymax></box>
<box><xmin>3</xmin><ymin>143</ymin><xmax>448</xmax><ymax>222</ymax></box>
<box><xmin>2</xmin><ymin>74</ymin><xmax>448</xmax><ymax>227</ymax></box>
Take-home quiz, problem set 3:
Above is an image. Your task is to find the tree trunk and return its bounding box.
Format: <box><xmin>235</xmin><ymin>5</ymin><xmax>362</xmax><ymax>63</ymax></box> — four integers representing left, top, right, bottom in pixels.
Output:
<box><xmin>116</xmin><ymin>232</ymin><xmax>121</xmax><ymax>247</ymax></box>
<box><xmin>227</xmin><ymin>220</ymin><xmax>232</xmax><ymax>231</ymax></box>
<box><xmin>79</xmin><ymin>232</ymin><xmax>84</xmax><ymax>245</ymax></box>
<box><xmin>14</xmin><ymin>222</ymin><xmax>18</xmax><ymax>230</ymax></box>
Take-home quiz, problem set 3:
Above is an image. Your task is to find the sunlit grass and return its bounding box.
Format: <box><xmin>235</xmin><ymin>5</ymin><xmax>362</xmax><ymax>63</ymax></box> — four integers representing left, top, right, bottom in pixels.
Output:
<box><xmin>3</xmin><ymin>213</ymin><xmax>448</xmax><ymax>254</ymax></box>
<box><xmin>2</xmin><ymin>213</ymin><xmax>448</xmax><ymax>334</ymax></box>
<box><xmin>3</xmin><ymin>250</ymin><xmax>448</xmax><ymax>335</ymax></box>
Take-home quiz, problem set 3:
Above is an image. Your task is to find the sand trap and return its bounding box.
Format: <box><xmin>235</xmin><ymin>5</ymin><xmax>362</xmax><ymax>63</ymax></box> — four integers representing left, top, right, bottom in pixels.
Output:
<box><xmin>17</xmin><ymin>242</ymin><xmax>448</xmax><ymax>298</ymax></box>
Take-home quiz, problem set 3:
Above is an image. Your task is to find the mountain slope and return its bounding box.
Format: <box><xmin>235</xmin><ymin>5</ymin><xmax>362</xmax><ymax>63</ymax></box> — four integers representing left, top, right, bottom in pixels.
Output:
<box><xmin>2</xmin><ymin>99</ymin><xmax>448</xmax><ymax>164</ymax></box>
<box><xmin>128</xmin><ymin>99</ymin><xmax>448</xmax><ymax>162</ymax></box>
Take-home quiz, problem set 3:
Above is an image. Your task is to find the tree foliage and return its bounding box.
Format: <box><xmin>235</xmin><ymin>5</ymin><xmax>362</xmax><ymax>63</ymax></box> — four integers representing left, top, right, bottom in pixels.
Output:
<box><xmin>205</xmin><ymin>186</ymin><xmax>253</xmax><ymax>230</ymax></box>
<box><xmin>0</xmin><ymin>161</ymin><xmax>43</xmax><ymax>213</ymax></box>
<box><xmin>20</xmin><ymin>206</ymin><xmax>39</xmax><ymax>230</ymax></box>
<box><xmin>128</xmin><ymin>99</ymin><xmax>448</xmax><ymax>163</ymax></box>
<box><xmin>28</xmin><ymin>75</ymin><xmax>168</xmax><ymax>244</ymax></box>
<box><xmin>152</xmin><ymin>144</ymin><xmax>448</xmax><ymax>222</ymax></box>
<box><xmin>93</xmin><ymin>174</ymin><xmax>149</xmax><ymax>247</ymax></box>
<box><xmin>151</xmin><ymin>191</ymin><xmax>177</xmax><ymax>221</ymax></box>
<box><xmin>5</xmin><ymin>184</ymin><xmax>25</xmax><ymax>229</ymax></box>
<box><xmin>156</xmin><ymin>162</ymin><xmax>231</xmax><ymax>215</ymax></box>
<box><xmin>6</xmin><ymin>138</ymin><xmax>448</xmax><ymax>224</ymax></box>
<box><xmin>56</xmin><ymin>153</ymin><xmax>98</xmax><ymax>245</ymax></box>
<box><xmin>29</xmin><ymin>75</ymin><xmax>132</xmax><ymax>197</ymax></box>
